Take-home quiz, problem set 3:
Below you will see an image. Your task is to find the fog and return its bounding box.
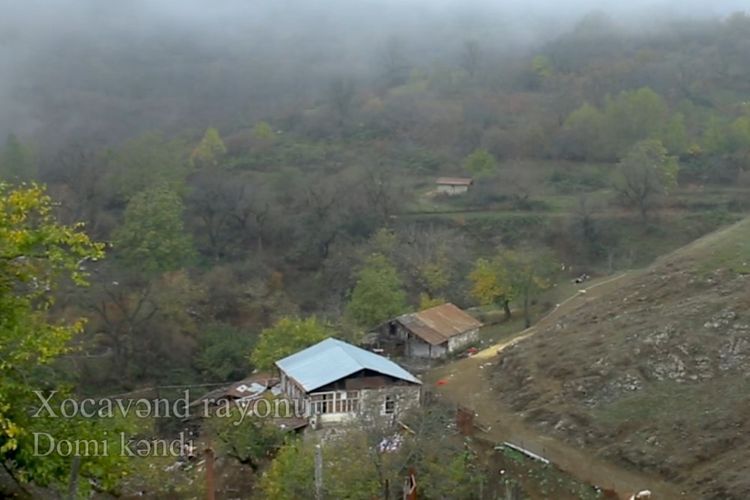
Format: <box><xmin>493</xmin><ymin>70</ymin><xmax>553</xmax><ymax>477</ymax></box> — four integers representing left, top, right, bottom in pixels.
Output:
<box><xmin>1</xmin><ymin>0</ymin><xmax>747</xmax><ymax>151</ymax></box>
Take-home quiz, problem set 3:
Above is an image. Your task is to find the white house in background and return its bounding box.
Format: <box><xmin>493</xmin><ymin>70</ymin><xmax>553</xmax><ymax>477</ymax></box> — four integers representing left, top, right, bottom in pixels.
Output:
<box><xmin>436</xmin><ymin>177</ymin><xmax>473</xmax><ymax>195</ymax></box>
<box><xmin>376</xmin><ymin>303</ymin><xmax>483</xmax><ymax>359</ymax></box>
<box><xmin>276</xmin><ymin>338</ymin><xmax>422</xmax><ymax>426</ymax></box>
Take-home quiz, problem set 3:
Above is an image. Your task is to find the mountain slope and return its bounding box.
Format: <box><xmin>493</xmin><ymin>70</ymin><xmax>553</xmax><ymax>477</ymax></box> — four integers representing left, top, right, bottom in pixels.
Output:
<box><xmin>492</xmin><ymin>218</ymin><xmax>750</xmax><ymax>499</ymax></box>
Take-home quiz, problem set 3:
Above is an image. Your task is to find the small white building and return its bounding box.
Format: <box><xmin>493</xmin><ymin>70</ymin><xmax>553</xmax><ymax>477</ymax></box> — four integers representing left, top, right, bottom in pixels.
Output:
<box><xmin>276</xmin><ymin>338</ymin><xmax>422</xmax><ymax>426</ymax></box>
<box><xmin>378</xmin><ymin>303</ymin><xmax>482</xmax><ymax>359</ymax></box>
<box><xmin>436</xmin><ymin>177</ymin><xmax>473</xmax><ymax>195</ymax></box>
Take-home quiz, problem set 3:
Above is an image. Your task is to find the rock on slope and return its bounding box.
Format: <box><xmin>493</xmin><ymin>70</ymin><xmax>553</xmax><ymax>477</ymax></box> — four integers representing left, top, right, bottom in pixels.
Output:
<box><xmin>492</xmin><ymin>218</ymin><xmax>750</xmax><ymax>499</ymax></box>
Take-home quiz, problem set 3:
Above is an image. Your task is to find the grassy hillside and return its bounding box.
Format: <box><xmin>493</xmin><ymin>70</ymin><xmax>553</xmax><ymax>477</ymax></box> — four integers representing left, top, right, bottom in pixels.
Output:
<box><xmin>491</xmin><ymin>217</ymin><xmax>750</xmax><ymax>499</ymax></box>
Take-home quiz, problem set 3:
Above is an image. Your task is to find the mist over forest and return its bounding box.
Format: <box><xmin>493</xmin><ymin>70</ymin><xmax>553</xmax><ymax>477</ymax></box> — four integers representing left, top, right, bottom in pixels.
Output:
<box><xmin>1</xmin><ymin>0</ymin><xmax>746</xmax><ymax>150</ymax></box>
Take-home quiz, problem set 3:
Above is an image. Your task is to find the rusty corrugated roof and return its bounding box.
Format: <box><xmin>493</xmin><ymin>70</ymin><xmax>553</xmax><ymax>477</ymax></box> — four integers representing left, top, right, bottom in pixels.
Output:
<box><xmin>436</xmin><ymin>177</ymin><xmax>473</xmax><ymax>186</ymax></box>
<box><xmin>396</xmin><ymin>303</ymin><xmax>482</xmax><ymax>346</ymax></box>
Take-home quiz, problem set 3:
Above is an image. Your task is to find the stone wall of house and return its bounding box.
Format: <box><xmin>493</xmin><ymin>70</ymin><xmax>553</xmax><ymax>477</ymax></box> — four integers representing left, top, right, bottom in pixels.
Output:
<box><xmin>407</xmin><ymin>335</ymin><xmax>446</xmax><ymax>358</ymax></box>
<box><xmin>447</xmin><ymin>328</ymin><xmax>479</xmax><ymax>353</ymax></box>
<box><xmin>359</xmin><ymin>384</ymin><xmax>422</xmax><ymax>424</ymax></box>
<box><xmin>437</xmin><ymin>184</ymin><xmax>469</xmax><ymax>195</ymax></box>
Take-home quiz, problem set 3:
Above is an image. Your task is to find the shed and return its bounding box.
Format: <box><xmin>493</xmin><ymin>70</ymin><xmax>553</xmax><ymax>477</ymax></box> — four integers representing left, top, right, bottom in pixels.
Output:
<box><xmin>378</xmin><ymin>303</ymin><xmax>482</xmax><ymax>358</ymax></box>
<box><xmin>436</xmin><ymin>177</ymin><xmax>473</xmax><ymax>195</ymax></box>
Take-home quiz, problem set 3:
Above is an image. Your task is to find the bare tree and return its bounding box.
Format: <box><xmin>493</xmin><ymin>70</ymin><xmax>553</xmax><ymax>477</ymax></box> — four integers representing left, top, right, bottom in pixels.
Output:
<box><xmin>460</xmin><ymin>39</ymin><xmax>482</xmax><ymax>78</ymax></box>
<box><xmin>380</xmin><ymin>36</ymin><xmax>410</xmax><ymax>87</ymax></box>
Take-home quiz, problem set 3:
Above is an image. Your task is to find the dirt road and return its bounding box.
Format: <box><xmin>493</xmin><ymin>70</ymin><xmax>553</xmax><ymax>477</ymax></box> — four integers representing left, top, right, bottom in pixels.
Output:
<box><xmin>427</xmin><ymin>273</ymin><xmax>687</xmax><ymax>499</ymax></box>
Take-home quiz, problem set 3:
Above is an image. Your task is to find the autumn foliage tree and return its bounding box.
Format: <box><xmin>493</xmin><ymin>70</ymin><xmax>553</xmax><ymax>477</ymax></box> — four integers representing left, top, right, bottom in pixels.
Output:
<box><xmin>0</xmin><ymin>183</ymin><xmax>128</xmax><ymax>493</ymax></box>
<box><xmin>190</xmin><ymin>127</ymin><xmax>227</xmax><ymax>168</ymax></box>
<box><xmin>470</xmin><ymin>248</ymin><xmax>556</xmax><ymax>326</ymax></box>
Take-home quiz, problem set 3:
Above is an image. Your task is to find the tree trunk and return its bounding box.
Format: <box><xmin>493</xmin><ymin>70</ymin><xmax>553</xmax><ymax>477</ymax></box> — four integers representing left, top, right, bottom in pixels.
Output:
<box><xmin>523</xmin><ymin>292</ymin><xmax>531</xmax><ymax>329</ymax></box>
<box><xmin>503</xmin><ymin>299</ymin><xmax>511</xmax><ymax>320</ymax></box>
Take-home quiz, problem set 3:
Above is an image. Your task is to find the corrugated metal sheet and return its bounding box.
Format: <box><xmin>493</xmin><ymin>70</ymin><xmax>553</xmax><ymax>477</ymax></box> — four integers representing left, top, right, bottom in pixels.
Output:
<box><xmin>396</xmin><ymin>303</ymin><xmax>482</xmax><ymax>346</ymax></box>
<box><xmin>275</xmin><ymin>338</ymin><xmax>421</xmax><ymax>392</ymax></box>
<box><xmin>436</xmin><ymin>177</ymin><xmax>473</xmax><ymax>186</ymax></box>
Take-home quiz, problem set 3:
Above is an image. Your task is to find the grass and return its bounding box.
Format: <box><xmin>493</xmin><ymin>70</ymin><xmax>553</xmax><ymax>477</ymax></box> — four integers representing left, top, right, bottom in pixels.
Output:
<box><xmin>671</xmin><ymin>217</ymin><xmax>750</xmax><ymax>275</ymax></box>
<box><xmin>491</xmin><ymin>444</ymin><xmax>604</xmax><ymax>499</ymax></box>
<box><xmin>593</xmin><ymin>377</ymin><xmax>750</xmax><ymax>430</ymax></box>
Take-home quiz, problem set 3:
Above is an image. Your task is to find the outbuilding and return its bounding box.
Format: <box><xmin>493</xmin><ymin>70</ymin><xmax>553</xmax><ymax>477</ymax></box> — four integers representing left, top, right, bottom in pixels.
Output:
<box><xmin>377</xmin><ymin>303</ymin><xmax>483</xmax><ymax>359</ymax></box>
<box><xmin>436</xmin><ymin>177</ymin><xmax>473</xmax><ymax>195</ymax></box>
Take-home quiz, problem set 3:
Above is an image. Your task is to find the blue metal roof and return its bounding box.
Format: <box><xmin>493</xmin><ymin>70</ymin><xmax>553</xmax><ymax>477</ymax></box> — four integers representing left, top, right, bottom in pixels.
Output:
<box><xmin>275</xmin><ymin>338</ymin><xmax>421</xmax><ymax>392</ymax></box>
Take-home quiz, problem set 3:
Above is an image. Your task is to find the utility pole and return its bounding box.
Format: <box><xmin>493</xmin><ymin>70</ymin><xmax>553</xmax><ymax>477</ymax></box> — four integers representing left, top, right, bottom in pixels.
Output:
<box><xmin>205</xmin><ymin>445</ymin><xmax>215</xmax><ymax>500</ymax></box>
<box><xmin>314</xmin><ymin>444</ymin><xmax>324</xmax><ymax>500</ymax></box>
<box><xmin>66</xmin><ymin>456</ymin><xmax>81</xmax><ymax>500</ymax></box>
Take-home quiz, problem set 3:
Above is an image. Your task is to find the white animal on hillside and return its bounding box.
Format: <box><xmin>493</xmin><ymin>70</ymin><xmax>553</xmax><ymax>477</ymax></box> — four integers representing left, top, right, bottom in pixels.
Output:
<box><xmin>629</xmin><ymin>490</ymin><xmax>652</xmax><ymax>500</ymax></box>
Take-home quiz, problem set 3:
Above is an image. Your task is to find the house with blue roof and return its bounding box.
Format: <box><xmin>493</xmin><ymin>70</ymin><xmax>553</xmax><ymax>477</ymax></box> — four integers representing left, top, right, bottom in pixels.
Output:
<box><xmin>276</xmin><ymin>338</ymin><xmax>422</xmax><ymax>426</ymax></box>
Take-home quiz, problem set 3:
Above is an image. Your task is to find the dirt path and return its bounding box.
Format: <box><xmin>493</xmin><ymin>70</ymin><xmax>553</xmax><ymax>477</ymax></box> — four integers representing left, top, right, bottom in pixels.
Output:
<box><xmin>427</xmin><ymin>273</ymin><xmax>687</xmax><ymax>499</ymax></box>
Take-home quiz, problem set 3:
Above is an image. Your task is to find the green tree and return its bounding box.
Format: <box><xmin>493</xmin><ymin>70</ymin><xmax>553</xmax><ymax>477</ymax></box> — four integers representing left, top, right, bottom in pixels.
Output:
<box><xmin>0</xmin><ymin>134</ymin><xmax>37</xmax><ymax>180</ymax></box>
<box><xmin>258</xmin><ymin>440</ymin><xmax>315</xmax><ymax>500</ymax></box>
<box><xmin>560</xmin><ymin>103</ymin><xmax>606</xmax><ymax>160</ymax></box>
<box><xmin>531</xmin><ymin>54</ymin><xmax>553</xmax><ymax>80</ymax></box>
<box><xmin>252</xmin><ymin>121</ymin><xmax>275</xmax><ymax>142</ymax></box>
<box><xmin>462</xmin><ymin>148</ymin><xmax>497</xmax><ymax>178</ymax></box>
<box><xmin>0</xmin><ymin>183</ymin><xmax>128</xmax><ymax>493</ymax></box>
<box><xmin>250</xmin><ymin>317</ymin><xmax>330</xmax><ymax>371</ymax></box>
<box><xmin>190</xmin><ymin>127</ymin><xmax>227</xmax><ymax>168</ymax></box>
<box><xmin>615</xmin><ymin>139</ymin><xmax>679</xmax><ymax>220</ymax></box>
<box><xmin>113</xmin><ymin>185</ymin><xmax>194</xmax><ymax>276</ymax></box>
<box><xmin>502</xmin><ymin>249</ymin><xmax>556</xmax><ymax>328</ymax></box>
<box><xmin>107</xmin><ymin>132</ymin><xmax>191</xmax><ymax>201</ymax></box>
<box><xmin>660</xmin><ymin>113</ymin><xmax>690</xmax><ymax>155</ymax></box>
<box><xmin>347</xmin><ymin>254</ymin><xmax>407</xmax><ymax>327</ymax></box>
<box><xmin>207</xmin><ymin>409</ymin><xmax>285</xmax><ymax>471</ymax></box>
<box><xmin>259</xmin><ymin>405</ymin><xmax>487</xmax><ymax>499</ymax></box>
<box><xmin>702</xmin><ymin>115</ymin><xmax>728</xmax><ymax>154</ymax></box>
<box><xmin>195</xmin><ymin>323</ymin><xmax>255</xmax><ymax>381</ymax></box>
<box><xmin>603</xmin><ymin>87</ymin><xmax>669</xmax><ymax>157</ymax></box>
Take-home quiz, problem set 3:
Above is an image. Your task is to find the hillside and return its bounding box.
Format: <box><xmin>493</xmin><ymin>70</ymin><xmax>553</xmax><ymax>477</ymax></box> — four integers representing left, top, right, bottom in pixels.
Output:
<box><xmin>491</xmin><ymin>217</ymin><xmax>750</xmax><ymax>499</ymax></box>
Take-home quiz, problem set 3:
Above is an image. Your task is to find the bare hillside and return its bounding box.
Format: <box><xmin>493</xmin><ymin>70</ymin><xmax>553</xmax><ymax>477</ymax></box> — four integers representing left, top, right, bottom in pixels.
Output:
<box><xmin>492</xmin><ymin>218</ymin><xmax>750</xmax><ymax>499</ymax></box>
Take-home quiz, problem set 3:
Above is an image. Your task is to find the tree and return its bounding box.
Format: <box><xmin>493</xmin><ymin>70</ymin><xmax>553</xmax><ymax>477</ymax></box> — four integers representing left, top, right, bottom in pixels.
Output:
<box><xmin>0</xmin><ymin>134</ymin><xmax>37</xmax><ymax>180</ymax></box>
<box><xmin>329</xmin><ymin>77</ymin><xmax>356</xmax><ymax>125</ymax></box>
<box><xmin>380</xmin><ymin>36</ymin><xmax>410</xmax><ymax>87</ymax></box>
<box><xmin>660</xmin><ymin>113</ymin><xmax>690</xmax><ymax>155</ymax></box>
<box><xmin>560</xmin><ymin>103</ymin><xmax>605</xmax><ymax>160</ymax></box>
<box><xmin>106</xmin><ymin>132</ymin><xmax>191</xmax><ymax>202</ymax></box>
<box><xmin>190</xmin><ymin>127</ymin><xmax>227</xmax><ymax>168</ymax></box>
<box><xmin>615</xmin><ymin>139</ymin><xmax>679</xmax><ymax>220</ymax></box>
<box><xmin>207</xmin><ymin>409</ymin><xmax>285</xmax><ymax>471</ymax></box>
<box><xmin>195</xmin><ymin>323</ymin><xmax>255</xmax><ymax>381</ymax></box>
<box><xmin>463</xmin><ymin>148</ymin><xmax>497</xmax><ymax>178</ymax></box>
<box><xmin>347</xmin><ymin>254</ymin><xmax>407</xmax><ymax>327</ymax></box>
<box><xmin>259</xmin><ymin>403</ymin><xmax>487</xmax><ymax>499</ymax></box>
<box><xmin>531</xmin><ymin>54</ymin><xmax>553</xmax><ymax>80</ymax></box>
<box><xmin>0</xmin><ymin>183</ymin><xmax>128</xmax><ymax>493</ymax></box>
<box><xmin>250</xmin><ymin>317</ymin><xmax>330</xmax><ymax>371</ymax></box>
<box><xmin>502</xmin><ymin>249</ymin><xmax>556</xmax><ymax>328</ymax></box>
<box><xmin>469</xmin><ymin>257</ymin><xmax>513</xmax><ymax>319</ymax></box>
<box><xmin>113</xmin><ymin>184</ymin><xmax>194</xmax><ymax>276</ymax></box>
<box><xmin>602</xmin><ymin>87</ymin><xmax>669</xmax><ymax>158</ymax></box>
<box><xmin>471</xmin><ymin>249</ymin><xmax>556</xmax><ymax>327</ymax></box>
<box><xmin>460</xmin><ymin>40</ymin><xmax>481</xmax><ymax>78</ymax></box>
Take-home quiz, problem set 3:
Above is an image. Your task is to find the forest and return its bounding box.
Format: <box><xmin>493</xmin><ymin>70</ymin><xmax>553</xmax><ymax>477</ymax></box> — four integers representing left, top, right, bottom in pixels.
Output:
<box><xmin>2</xmin><ymin>0</ymin><xmax>750</xmax><ymax>497</ymax></box>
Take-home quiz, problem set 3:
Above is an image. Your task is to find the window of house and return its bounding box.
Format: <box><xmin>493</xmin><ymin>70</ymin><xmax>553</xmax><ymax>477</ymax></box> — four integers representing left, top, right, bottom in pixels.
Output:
<box><xmin>310</xmin><ymin>393</ymin><xmax>334</xmax><ymax>414</ymax></box>
<box><xmin>383</xmin><ymin>396</ymin><xmax>396</xmax><ymax>415</ymax></box>
<box><xmin>310</xmin><ymin>391</ymin><xmax>360</xmax><ymax>414</ymax></box>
